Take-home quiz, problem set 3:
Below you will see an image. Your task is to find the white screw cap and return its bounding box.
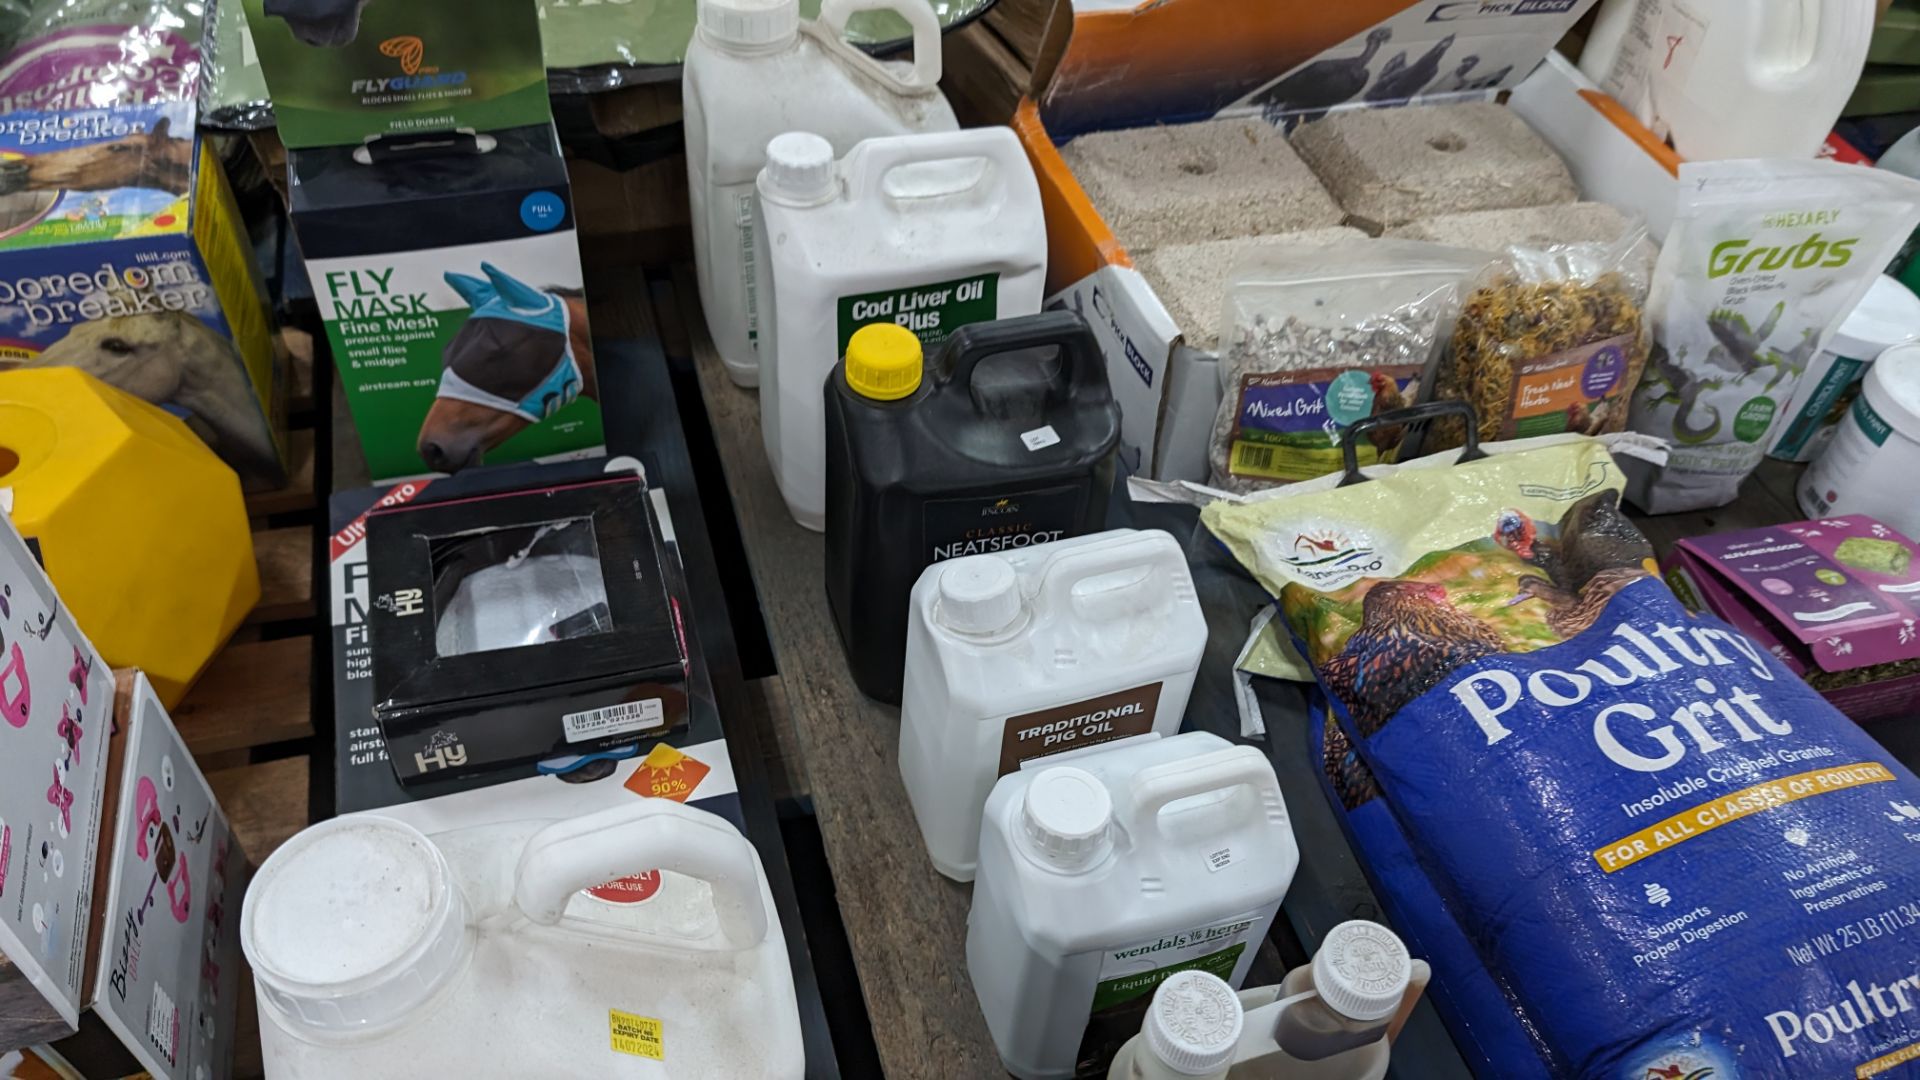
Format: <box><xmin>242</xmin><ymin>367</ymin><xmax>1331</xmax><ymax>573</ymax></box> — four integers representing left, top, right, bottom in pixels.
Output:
<box><xmin>1312</xmin><ymin>920</ymin><xmax>1411</xmax><ymax>1022</ymax></box>
<box><xmin>697</xmin><ymin>0</ymin><xmax>797</xmax><ymax>48</ymax></box>
<box><xmin>936</xmin><ymin>555</ymin><xmax>1022</xmax><ymax>635</ymax></box>
<box><xmin>1020</xmin><ymin>767</ymin><xmax>1113</xmax><ymax>870</ymax></box>
<box><xmin>1144</xmin><ymin>970</ymin><xmax>1243</xmax><ymax>1075</ymax></box>
<box><xmin>242</xmin><ymin>817</ymin><xmax>469</xmax><ymax>1035</ymax></box>
<box><xmin>761</xmin><ymin>132</ymin><xmax>837</xmax><ymax>204</ymax></box>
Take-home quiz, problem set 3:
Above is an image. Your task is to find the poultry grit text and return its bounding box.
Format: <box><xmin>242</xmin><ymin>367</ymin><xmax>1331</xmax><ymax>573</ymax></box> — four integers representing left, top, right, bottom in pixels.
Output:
<box><xmin>1448</xmin><ymin>618</ymin><xmax>1789</xmax><ymax>773</ymax></box>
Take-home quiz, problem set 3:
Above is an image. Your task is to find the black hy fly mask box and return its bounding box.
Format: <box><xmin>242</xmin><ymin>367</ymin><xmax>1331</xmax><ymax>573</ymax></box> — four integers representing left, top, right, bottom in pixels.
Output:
<box><xmin>364</xmin><ymin>470</ymin><xmax>687</xmax><ymax>784</ymax></box>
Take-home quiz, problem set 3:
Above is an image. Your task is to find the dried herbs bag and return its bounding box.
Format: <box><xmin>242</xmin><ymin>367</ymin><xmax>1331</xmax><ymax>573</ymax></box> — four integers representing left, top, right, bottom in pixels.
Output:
<box><xmin>1209</xmin><ymin>239</ymin><xmax>1482</xmax><ymax>492</ymax></box>
<box><xmin>1428</xmin><ymin>229</ymin><xmax>1653</xmax><ymax>450</ymax></box>
<box><xmin>1202</xmin><ymin>436</ymin><xmax>1920</xmax><ymax>1077</ymax></box>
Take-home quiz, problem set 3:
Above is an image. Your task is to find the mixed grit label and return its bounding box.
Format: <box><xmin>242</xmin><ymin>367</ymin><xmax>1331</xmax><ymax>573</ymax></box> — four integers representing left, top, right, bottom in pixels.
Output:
<box><xmin>923</xmin><ymin>484</ymin><xmax>1087</xmax><ymax>564</ymax></box>
<box><xmin>998</xmin><ymin>682</ymin><xmax>1163</xmax><ymax>776</ymax></box>
<box><xmin>836</xmin><ymin>272</ymin><xmax>998</xmax><ymax>354</ymax></box>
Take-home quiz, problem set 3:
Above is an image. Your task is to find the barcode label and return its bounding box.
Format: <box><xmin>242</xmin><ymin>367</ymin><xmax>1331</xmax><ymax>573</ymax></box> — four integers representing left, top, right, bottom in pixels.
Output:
<box><xmin>563</xmin><ymin>699</ymin><xmax>664</xmax><ymax>743</ymax></box>
<box><xmin>1231</xmin><ymin>442</ymin><xmax>1277</xmax><ymax>475</ymax></box>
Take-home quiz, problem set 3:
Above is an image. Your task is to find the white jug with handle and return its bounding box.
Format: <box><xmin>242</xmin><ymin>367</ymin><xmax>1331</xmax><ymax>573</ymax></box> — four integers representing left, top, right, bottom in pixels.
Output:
<box><xmin>1579</xmin><ymin>0</ymin><xmax>1872</xmax><ymax>161</ymax></box>
<box><xmin>757</xmin><ymin>124</ymin><xmax>1047</xmax><ymax>530</ymax></box>
<box><xmin>898</xmin><ymin>528</ymin><xmax>1208</xmax><ymax>882</ymax></box>
<box><xmin>683</xmin><ymin>0</ymin><xmax>957</xmax><ymax>388</ymax></box>
<box><xmin>966</xmin><ymin>732</ymin><xmax>1299</xmax><ymax>1080</ymax></box>
<box><xmin>241</xmin><ymin>798</ymin><xmax>804</xmax><ymax>1078</ymax></box>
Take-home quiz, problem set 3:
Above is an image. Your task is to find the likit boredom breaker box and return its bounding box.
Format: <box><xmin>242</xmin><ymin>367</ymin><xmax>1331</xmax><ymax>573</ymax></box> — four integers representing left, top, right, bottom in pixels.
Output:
<box><xmin>290</xmin><ymin>124</ymin><xmax>602</xmax><ymax>482</ymax></box>
<box><xmin>0</xmin><ymin>101</ymin><xmax>283</xmax><ymax>490</ymax></box>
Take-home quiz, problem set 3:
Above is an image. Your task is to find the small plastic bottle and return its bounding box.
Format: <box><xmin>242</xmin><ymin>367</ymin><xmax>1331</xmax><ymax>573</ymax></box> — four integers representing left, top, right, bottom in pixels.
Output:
<box><xmin>1226</xmin><ymin>921</ymin><xmax>1409</xmax><ymax>1079</ymax></box>
<box><xmin>1107</xmin><ymin>971</ymin><xmax>1244</xmax><ymax>1080</ymax></box>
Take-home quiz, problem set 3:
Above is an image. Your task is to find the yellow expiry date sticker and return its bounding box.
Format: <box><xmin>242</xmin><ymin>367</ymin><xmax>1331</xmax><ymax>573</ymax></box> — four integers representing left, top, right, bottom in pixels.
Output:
<box><xmin>610</xmin><ymin>1009</ymin><xmax>664</xmax><ymax>1059</ymax></box>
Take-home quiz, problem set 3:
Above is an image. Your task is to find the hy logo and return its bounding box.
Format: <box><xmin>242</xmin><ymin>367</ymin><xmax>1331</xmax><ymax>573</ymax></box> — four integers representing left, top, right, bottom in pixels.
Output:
<box><xmin>415</xmin><ymin>730</ymin><xmax>467</xmax><ymax>774</ymax></box>
<box><xmin>379</xmin><ymin>35</ymin><xmax>430</xmax><ymax>75</ymax></box>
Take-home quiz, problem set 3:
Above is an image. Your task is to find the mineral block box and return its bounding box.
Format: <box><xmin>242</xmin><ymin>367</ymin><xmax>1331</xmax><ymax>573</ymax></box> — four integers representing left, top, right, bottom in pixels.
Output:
<box><xmin>0</xmin><ymin>511</ymin><xmax>117</xmax><ymax>1052</ymax></box>
<box><xmin>290</xmin><ymin>123</ymin><xmax>602</xmax><ymax>483</ymax></box>
<box><xmin>1004</xmin><ymin>0</ymin><xmax>1598</xmax><ymax>481</ymax></box>
<box><xmin>240</xmin><ymin>0</ymin><xmax>549</xmax><ymax>149</ymax></box>
<box><xmin>50</xmin><ymin>670</ymin><xmax>246</xmax><ymax>1080</ymax></box>
<box><xmin>1662</xmin><ymin>516</ymin><xmax>1920</xmax><ymax>725</ymax></box>
<box><xmin>0</xmin><ymin>101</ymin><xmax>283</xmax><ymax>490</ymax></box>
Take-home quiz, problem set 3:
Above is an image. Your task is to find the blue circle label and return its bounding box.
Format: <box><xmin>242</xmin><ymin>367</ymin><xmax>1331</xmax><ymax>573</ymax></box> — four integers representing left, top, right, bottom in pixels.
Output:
<box><xmin>1326</xmin><ymin>369</ymin><xmax>1377</xmax><ymax>426</ymax></box>
<box><xmin>520</xmin><ymin>191</ymin><xmax>564</xmax><ymax>232</ymax></box>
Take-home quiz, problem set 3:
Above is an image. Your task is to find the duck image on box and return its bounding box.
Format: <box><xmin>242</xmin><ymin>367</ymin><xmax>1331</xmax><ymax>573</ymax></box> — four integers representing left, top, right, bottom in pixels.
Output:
<box><xmin>364</xmin><ymin>469</ymin><xmax>689</xmax><ymax>786</ymax></box>
<box><xmin>0</xmin><ymin>100</ymin><xmax>283</xmax><ymax>490</ymax></box>
<box><xmin>240</xmin><ymin>0</ymin><xmax>548</xmax><ymax>149</ymax></box>
<box><xmin>290</xmin><ymin>123</ymin><xmax>601</xmax><ymax>482</ymax></box>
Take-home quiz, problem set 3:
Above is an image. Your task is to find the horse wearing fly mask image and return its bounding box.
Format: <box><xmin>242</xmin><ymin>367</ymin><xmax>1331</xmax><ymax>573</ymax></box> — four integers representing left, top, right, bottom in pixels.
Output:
<box><xmin>417</xmin><ymin>262</ymin><xmax>595</xmax><ymax>474</ymax></box>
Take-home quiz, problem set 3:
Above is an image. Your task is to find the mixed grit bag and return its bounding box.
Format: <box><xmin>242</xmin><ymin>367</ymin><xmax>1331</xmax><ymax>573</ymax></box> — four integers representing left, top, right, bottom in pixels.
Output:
<box><xmin>1204</xmin><ymin>432</ymin><xmax>1920</xmax><ymax>1077</ymax></box>
<box><xmin>1627</xmin><ymin>159</ymin><xmax>1920</xmax><ymax>513</ymax></box>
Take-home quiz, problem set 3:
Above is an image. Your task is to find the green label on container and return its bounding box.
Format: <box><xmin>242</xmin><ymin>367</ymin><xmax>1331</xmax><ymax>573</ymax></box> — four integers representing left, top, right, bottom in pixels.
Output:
<box><xmin>835</xmin><ymin>272</ymin><xmax>998</xmax><ymax>355</ymax></box>
<box><xmin>1853</xmin><ymin>392</ymin><xmax>1895</xmax><ymax>447</ymax></box>
<box><xmin>1074</xmin><ymin>911</ymin><xmax>1264</xmax><ymax>1075</ymax></box>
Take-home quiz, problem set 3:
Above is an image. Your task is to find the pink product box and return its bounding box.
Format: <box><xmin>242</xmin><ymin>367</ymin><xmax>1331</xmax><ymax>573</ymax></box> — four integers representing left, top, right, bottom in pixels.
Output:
<box><xmin>1662</xmin><ymin>515</ymin><xmax>1920</xmax><ymax>724</ymax></box>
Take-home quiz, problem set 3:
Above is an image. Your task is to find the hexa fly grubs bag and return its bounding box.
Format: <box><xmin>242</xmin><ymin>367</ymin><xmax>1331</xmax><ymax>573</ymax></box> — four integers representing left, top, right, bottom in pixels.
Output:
<box><xmin>1202</xmin><ymin>413</ymin><xmax>1920</xmax><ymax>1077</ymax></box>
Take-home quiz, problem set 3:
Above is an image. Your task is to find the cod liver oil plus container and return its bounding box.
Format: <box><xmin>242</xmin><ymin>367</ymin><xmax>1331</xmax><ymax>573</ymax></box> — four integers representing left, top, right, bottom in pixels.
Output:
<box><xmin>683</xmin><ymin>0</ymin><xmax>955</xmax><ymax>387</ymax></box>
<box><xmin>898</xmin><ymin>528</ymin><xmax>1207</xmax><ymax>881</ymax></box>
<box><xmin>825</xmin><ymin>311</ymin><xmax>1122</xmax><ymax>704</ymax></box>
<box><xmin>967</xmin><ymin>733</ymin><xmax>1298</xmax><ymax>1080</ymax></box>
<box><xmin>758</xmin><ymin>125</ymin><xmax>1047</xmax><ymax>529</ymax></box>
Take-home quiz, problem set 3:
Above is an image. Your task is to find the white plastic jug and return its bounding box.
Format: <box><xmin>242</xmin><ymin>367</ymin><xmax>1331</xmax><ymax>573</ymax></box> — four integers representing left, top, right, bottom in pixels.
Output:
<box><xmin>241</xmin><ymin>799</ymin><xmax>804</xmax><ymax>1078</ymax></box>
<box><xmin>899</xmin><ymin>528</ymin><xmax>1207</xmax><ymax>881</ymax></box>
<box><xmin>967</xmin><ymin>732</ymin><xmax>1298</xmax><ymax>1080</ymax></box>
<box><xmin>758</xmin><ymin>125</ymin><xmax>1047</xmax><ymax>530</ymax></box>
<box><xmin>683</xmin><ymin>0</ymin><xmax>957</xmax><ymax>388</ymax></box>
<box><xmin>1580</xmin><ymin>0</ymin><xmax>1872</xmax><ymax>161</ymax></box>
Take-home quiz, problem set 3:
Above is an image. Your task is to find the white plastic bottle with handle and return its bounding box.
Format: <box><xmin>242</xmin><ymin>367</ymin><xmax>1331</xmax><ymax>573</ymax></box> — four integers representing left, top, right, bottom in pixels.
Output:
<box><xmin>242</xmin><ymin>798</ymin><xmax>804</xmax><ymax>1077</ymax></box>
<box><xmin>1579</xmin><ymin>0</ymin><xmax>1872</xmax><ymax>161</ymax></box>
<box><xmin>967</xmin><ymin>732</ymin><xmax>1298</xmax><ymax>1080</ymax></box>
<box><xmin>683</xmin><ymin>0</ymin><xmax>956</xmax><ymax>388</ymax></box>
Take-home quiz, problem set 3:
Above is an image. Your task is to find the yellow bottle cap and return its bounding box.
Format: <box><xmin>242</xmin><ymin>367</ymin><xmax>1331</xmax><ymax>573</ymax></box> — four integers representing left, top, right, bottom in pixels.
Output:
<box><xmin>845</xmin><ymin>323</ymin><xmax>923</xmax><ymax>401</ymax></box>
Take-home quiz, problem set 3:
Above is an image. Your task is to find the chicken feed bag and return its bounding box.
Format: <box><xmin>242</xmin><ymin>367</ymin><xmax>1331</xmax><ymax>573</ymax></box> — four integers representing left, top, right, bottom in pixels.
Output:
<box><xmin>1203</xmin><ymin>435</ymin><xmax>1920</xmax><ymax>1077</ymax></box>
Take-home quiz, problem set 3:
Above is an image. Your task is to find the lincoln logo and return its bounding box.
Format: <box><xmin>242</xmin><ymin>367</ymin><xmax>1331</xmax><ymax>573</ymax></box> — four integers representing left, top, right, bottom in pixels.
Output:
<box><xmin>982</xmin><ymin>498</ymin><xmax>1020</xmax><ymax>516</ymax></box>
<box><xmin>379</xmin><ymin>35</ymin><xmax>429</xmax><ymax>75</ymax></box>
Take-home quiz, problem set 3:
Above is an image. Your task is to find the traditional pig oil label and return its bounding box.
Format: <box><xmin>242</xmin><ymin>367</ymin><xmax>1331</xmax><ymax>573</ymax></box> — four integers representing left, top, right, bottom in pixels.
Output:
<box><xmin>923</xmin><ymin>484</ymin><xmax>1087</xmax><ymax>564</ymax></box>
<box><xmin>1505</xmin><ymin>333</ymin><xmax>1633</xmax><ymax>438</ymax></box>
<box><xmin>609</xmin><ymin>1009</ymin><xmax>664</xmax><ymax>1059</ymax></box>
<box><xmin>835</xmin><ymin>272</ymin><xmax>998</xmax><ymax>354</ymax></box>
<box><xmin>998</xmin><ymin>683</ymin><xmax>1163</xmax><ymax>776</ymax></box>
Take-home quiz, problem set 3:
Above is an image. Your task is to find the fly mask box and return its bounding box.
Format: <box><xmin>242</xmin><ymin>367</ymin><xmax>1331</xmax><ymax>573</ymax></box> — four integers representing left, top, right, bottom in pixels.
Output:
<box><xmin>288</xmin><ymin>122</ymin><xmax>600</xmax><ymax>483</ymax></box>
<box><xmin>363</xmin><ymin>470</ymin><xmax>690</xmax><ymax>786</ymax></box>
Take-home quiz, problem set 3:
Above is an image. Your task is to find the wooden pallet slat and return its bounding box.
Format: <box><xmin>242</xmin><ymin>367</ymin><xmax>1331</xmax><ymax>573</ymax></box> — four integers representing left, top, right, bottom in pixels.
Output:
<box><xmin>208</xmin><ymin>755</ymin><xmax>310</xmax><ymax>865</ymax></box>
<box><xmin>244</xmin><ymin>428</ymin><xmax>318</xmax><ymax>518</ymax></box>
<box><xmin>247</xmin><ymin>526</ymin><xmax>315</xmax><ymax>625</ymax></box>
<box><xmin>174</xmin><ymin>638</ymin><xmax>315</xmax><ymax>755</ymax></box>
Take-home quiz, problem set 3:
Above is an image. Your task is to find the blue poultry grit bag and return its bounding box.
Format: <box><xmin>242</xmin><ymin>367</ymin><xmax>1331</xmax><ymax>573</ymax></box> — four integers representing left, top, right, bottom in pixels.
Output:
<box><xmin>1203</xmin><ymin>434</ymin><xmax>1920</xmax><ymax>1078</ymax></box>
<box><xmin>1308</xmin><ymin>690</ymin><xmax>1554</xmax><ymax>1076</ymax></box>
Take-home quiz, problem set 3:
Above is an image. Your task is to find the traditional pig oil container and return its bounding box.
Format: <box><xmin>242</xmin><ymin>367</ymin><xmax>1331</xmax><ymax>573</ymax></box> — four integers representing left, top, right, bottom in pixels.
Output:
<box><xmin>757</xmin><ymin>126</ymin><xmax>1047</xmax><ymax>530</ymax></box>
<box><xmin>967</xmin><ymin>732</ymin><xmax>1297</xmax><ymax>1080</ymax></box>
<box><xmin>825</xmin><ymin>311</ymin><xmax>1122</xmax><ymax>705</ymax></box>
<box><xmin>242</xmin><ymin>799</ymin><xmax>804</xmax><ymax>1078</ymax></box>
<box><xmin>0</xmin><ymin>366</ymin><xmax>257</xmax><ymax>707</ymax></box>
<box><xmin>899</xmin><ymin>529</ymin><xmax>1207</xmax><ymax>882</ymax></box>
<box><xmin>683</xmin><ymin>0</ymin><xmax>957</xmax><ymax>387</ymax></box>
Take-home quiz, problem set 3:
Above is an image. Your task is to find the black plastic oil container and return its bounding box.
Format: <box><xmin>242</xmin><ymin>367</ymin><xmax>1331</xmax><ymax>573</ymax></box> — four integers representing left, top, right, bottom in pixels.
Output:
<box><xmin>824</xmin><ymin>310</ymin><xmax>1122</xmax><ymax>704</ymax></box>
